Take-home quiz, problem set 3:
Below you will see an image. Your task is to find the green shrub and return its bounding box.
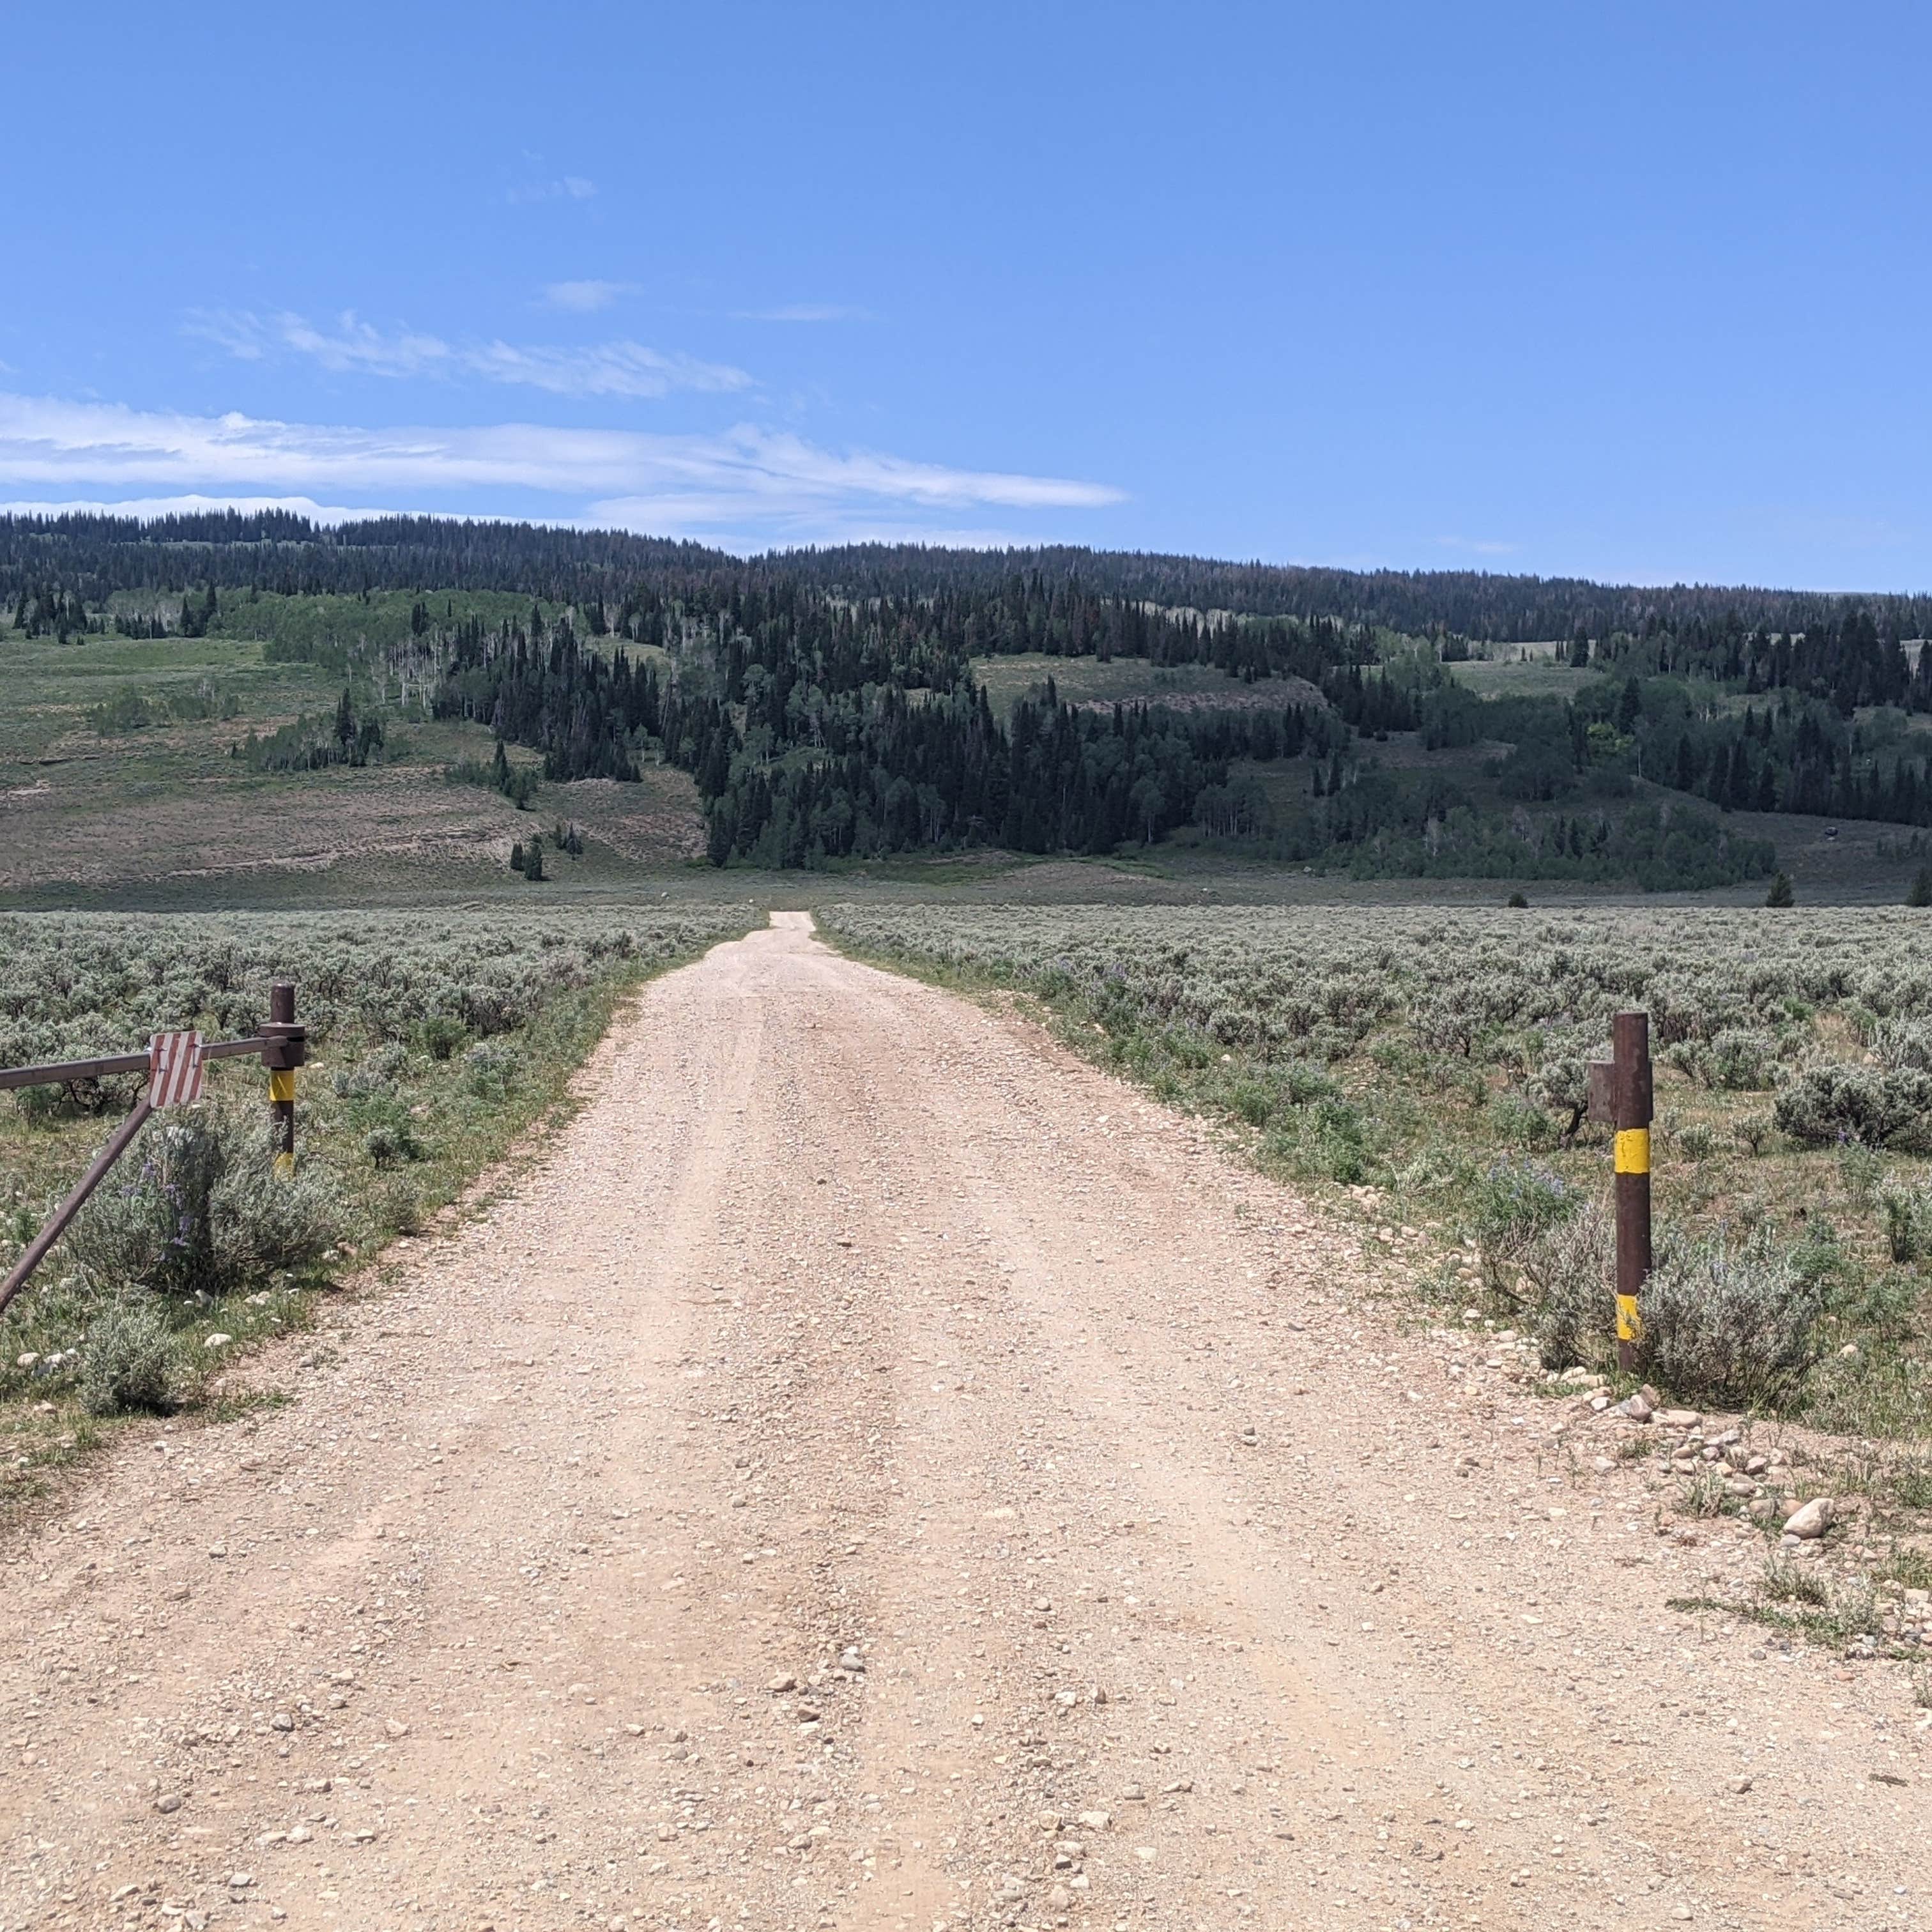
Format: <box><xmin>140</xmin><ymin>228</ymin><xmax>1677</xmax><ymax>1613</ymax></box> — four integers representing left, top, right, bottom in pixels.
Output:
<box><xmin>13</xmin><ymin>1082</ymin><xmax>63</xmax><ymax>1124</ymax></box>
<box><xmin>77</xmin><ymin>1298</ymin><xmax>179</xmax><ymax>1415</ymax></box>
<box><xmin>1229</xmin><ymin>1077</ymin><xmax>1275</xmax><ymax>1127</ymax></box>
<box><xmin>363</xmin><ymin>1123</ymin><xmax>424</xmax><ymax>1169</ymax></box>
<box><xmin>1487</xmin><ymin>1092</ymin><xmax>1555</xmax><ymax>1149</ymax></box>
<box><xmin>419</xmin><ymin>1015</ymin><xmax>468</xmax><ymax>1062</ymax></box>
<box><xmin>1881</xmin><ymin>1181</ymin><xmax>1932</xmax><ymax>1264</ymax></box>
<box><xmin>1469</xmin><ymin>1157</ymin><xmax>1579</xmax><ymax>1293</ymax></box>
<box><xmin>1773</xmin><ymin>1062</ymin><xmax>1932</xmax><ymax>1149</ymax></box>
<box><xmin>1702</xmin><ymin>1027</ymin><xmax>1777</xmax><ymax>1090</ymax></box>
<box><xmin>1519</xmin><ymin>1200</ymin><xmax>1614</xmax><ymax>1369</ymax></box>
<box><xmin>210</xmin><ymin>1116</ymin><xmax>345</xmax><ymax>1277</ymax></box>
<box><xmin>1837</xmin><ymin>1142</ymin><xmax>1883</xmax><ymax>1212</ymax></box>
<box><xmin>1639</xmin><ymin>1227</ymin><xmax>1824</xmax><ymax>1407</ymax></box>
<box><xmin>66</xmin><ymin>1118</ymin><xmax>226</xmax><ymax>1296</ymax></box>
<box><xmin>1526</xmin><ymin>1054</ymin><xmax>1590</xmax><ymax>1142</ymax></box>
<box><xmin>1278</xmin><ymin>1059</ymin><xmax>1339</xmax><ymax>1107</ymax></box>
<box><xmin>1871</xmin><ymin>1018</ymin><xmax>1932</xmax><ymax>1075</ymax></box>
<box><xmin>65</xmin><ymin>1109</ymin><xmax>341</xmax><ymax>1297</ymax></box>
<box><xmin>463</xmin><ymin>1039</ymin><xmax>521</xmax><ymax>1099</ymax></box>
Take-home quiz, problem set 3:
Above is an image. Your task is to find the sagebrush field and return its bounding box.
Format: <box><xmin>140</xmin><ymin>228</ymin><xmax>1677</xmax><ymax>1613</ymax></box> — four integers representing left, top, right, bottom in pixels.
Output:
<box><xmin>0</xmin><ymin>905</ymin><xmax>756</xmax><ymax>1498</ymax></box>
<box><xmin>822</xmin><ymin>902</ymin><xmax>1932</xmax><ymax>1439</ymax></box>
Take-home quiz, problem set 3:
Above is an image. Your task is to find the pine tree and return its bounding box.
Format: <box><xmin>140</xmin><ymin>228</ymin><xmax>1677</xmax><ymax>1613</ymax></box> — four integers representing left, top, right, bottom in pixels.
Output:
<box><xmin>524</xmin><ymin>832</ymin><xmax>545</xmax><ymax>882</ymax></box>
<box><xmin>510</xmin><ymin>841</ymin><xmax>525</xmax><ymax>873</ymax></box>
<box><xmin>1908</xmin><ymin>864</ymin><xmax>1932</xmax><ymax>907</ymax></box>
<box><xmin>1765</xmin><ymin>871</ymin><xmax>1795</xmax><ymax>907</ymax></box>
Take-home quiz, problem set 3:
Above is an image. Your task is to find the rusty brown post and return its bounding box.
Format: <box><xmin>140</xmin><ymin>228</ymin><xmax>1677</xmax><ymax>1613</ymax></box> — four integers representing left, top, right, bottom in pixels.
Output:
<box><xmin>263</xmin><ymin>982</ymin><xmax>302</xmax><ymax>1177</ymax></box>
<box><xmin>1612</xmin><ymin>1010</ymin><xmax>1653</xmax><ymax>1373</ymax></box>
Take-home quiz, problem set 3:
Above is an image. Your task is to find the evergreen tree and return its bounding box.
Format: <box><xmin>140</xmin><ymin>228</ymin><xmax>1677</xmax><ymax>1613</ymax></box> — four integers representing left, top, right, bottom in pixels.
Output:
<box><xmin>1765</xmin><ymin>871</ymin><xmax>1795</xmax><ymax>907</ymax></box>
<box><xmin>1908</xmin><ymin>864</ymin><xmax>1932</xmax><ymax>907</ymax></box>
<box><xmin>523</xmin><ymin>832</ymin><xmax>545</xmax><ymax>882</ymax></box>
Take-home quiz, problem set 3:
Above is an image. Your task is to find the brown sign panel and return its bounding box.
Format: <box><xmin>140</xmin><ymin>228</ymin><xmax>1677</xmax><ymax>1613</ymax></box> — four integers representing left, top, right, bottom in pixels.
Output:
<box><xmin>1586</xmin><ymin>1057</ymin><xmax>1614</xmax><ymax>1124</ymax></box>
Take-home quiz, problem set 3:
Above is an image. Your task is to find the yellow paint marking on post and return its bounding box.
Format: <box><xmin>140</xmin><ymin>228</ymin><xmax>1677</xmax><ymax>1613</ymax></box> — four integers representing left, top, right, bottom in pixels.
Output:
<box><xmin>1613</xmin><ymin>1127</ymin><xmax>1650</xmax><ymax>1174</ymax></box>
<box><xmin>269</xmin><ymin>1069</ymin><xmax>296</xmax><ymax>1104</ymax></box>
<box><xmin>273</xmin><ymin>1151</ymin><xmax>294</xmax><ymax>1178</ymax></box>
<box><xmin>1615</xmin><ymin>1292</ymin><xmax>1644</xmax><ymax>1343</ymax></box>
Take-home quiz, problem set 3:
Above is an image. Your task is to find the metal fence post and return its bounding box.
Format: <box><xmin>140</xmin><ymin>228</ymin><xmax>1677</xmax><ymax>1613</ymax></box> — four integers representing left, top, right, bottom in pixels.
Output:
<box><xmin>264</xmin><ymin>982</ymin><xmax>301</xmax><ymax>1177</ymax></box>
<box><xmin>1612</xmin><ymin>1010</ymin><xmax>1653</xmax><ymax>1372</ymax></box>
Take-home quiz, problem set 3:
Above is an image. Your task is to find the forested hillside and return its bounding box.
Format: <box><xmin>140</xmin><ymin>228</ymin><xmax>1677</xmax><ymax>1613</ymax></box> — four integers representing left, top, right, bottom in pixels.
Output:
<box><xmin>8</xmin><ymin>510</ymin><xmax>1932</xmax><ymax>644</ymax></box>
<box><xmin>5</xmin><ymin>510</ymin><xmax>1930</xmax><ymax>886</ymax></box>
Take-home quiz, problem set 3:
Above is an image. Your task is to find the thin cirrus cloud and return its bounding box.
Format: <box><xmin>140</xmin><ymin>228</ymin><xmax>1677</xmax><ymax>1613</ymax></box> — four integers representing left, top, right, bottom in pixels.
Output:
<box><xmin>187</xmin><ymin>309</ymin><xmax>751</xmax><ymax>402</ymax></box>
<box><xmin>731</xmin><ymin>303</ymin><xmax>873</xmax><ymax>323</ymax></box>
<box><xmin>0</xmin><ymin>392</ymin><xmax>1126</xmax><ymax>548</ymax></box>
<box><xmin>1434</xmin><ymin>534</ymin><xmax>1522</xmax><ymax>558</ymax></box>
<box><xmin>542</xmin><ymin>279</ymin><xmax>630</xmax><ymax>312</ymax></box>
<box><xmin>507</xmin><ymin>174</ymin><xmax>597</xmax><ymax>206</ymax></box>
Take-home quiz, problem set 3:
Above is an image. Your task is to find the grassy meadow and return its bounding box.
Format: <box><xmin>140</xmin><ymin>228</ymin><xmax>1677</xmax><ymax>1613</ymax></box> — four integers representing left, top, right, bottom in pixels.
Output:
<box><xmin>0</xmin><ymin>599</ymin><xmax>702</xmax><ymax>909</ymax></box>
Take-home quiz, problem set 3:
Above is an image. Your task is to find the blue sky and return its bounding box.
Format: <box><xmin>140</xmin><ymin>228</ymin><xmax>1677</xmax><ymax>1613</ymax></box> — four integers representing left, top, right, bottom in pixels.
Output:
<box><xmin>4</xmin><ymin>2</ymin><xmax>1930</xmax><ymax>586</ymax></box>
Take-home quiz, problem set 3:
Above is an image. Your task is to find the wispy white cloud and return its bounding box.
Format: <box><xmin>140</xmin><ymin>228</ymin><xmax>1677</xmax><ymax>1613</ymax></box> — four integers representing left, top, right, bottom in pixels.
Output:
<box><xmin>274</xmin><ymin>312</ymin><xmax>450</xmax><ymax>379</ymax></box>
<box><xmin>463</xmin><ymin>339</ymin><xmax>749</xmax><ymax>400</ymax></box>
<box><xmin>0</xmin><ymin>392</ymin><xmax>1124</xmax><ymax>548</ymax></box>
<box><xmin>542</xmin><ymin>279</ymin><xmax>629</xmax><ymax>312</ymax></box>
<box><xmin>190</xmin><ymin>310</ymin><xmax>751</xmax><ymax>401</ymax></box>
<box><xmin>1433</xmin><ymin>534</ymin><xmax>1521</xmax><ymax>558</ymax></box>
<box><xmin>508</xmin><ymin>174</ymin><xmax>597</xmax><ymax>206</ymax></box>
<box><xmin>732</xmin><ymin>303</ymin><xmax>873</xmax><ymax>324</ymax></box>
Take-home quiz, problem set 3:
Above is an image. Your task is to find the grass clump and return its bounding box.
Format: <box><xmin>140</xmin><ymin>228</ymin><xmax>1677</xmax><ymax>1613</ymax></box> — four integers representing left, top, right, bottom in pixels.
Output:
<box><xmin>1879</xmin><ymin>1178</ymin><xmax>1932</xmax><ymax>1264</ymax></box>
<box><xmin>1759</xmin><ymin>1552</ymin><xmax>1829</xmax><ymax>1607</ymax></box>
<box><xmin>1675</xmin><ymin>1466</ymin><xmax>1738</xmax><ymax>1519</ymax></box>
<box><xmin>76</xmin><ymin>1297</ymin><xmax>181</xmax><ymax>1416</ymax></box>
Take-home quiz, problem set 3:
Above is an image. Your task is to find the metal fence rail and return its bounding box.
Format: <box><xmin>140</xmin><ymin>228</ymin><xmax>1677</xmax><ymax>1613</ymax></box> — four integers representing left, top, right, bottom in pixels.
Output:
<box><xmin>0</xmin><ymin>983</ymin><xmax>305</xmax><ymax>1314</ymax></box>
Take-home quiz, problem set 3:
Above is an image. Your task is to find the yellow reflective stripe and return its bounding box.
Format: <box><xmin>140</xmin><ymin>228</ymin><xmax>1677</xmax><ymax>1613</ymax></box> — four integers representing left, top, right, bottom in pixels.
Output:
<box><xmin>1616</xmin><ymin>1292</ymin><xmax>1644</xmax><ymax>1343</ymax></box>
<box><xmin>1614</xmin><ymin>1127</ymin><xmax>1650</xmax><ymax>1174</ymax></box>
<box><xmin>273</xmin><ymin>1151</ymin><xmax>295</xmax><ymax>1178</ymax></box>
<box><xmin>269</xmin><ymin>1070</ymin><xmax>297</xmax><ymax>1103</ymax></box>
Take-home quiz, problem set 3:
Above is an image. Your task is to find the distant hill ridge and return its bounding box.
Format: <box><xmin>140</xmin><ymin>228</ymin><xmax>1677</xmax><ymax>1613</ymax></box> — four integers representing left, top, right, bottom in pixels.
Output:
<box><xmin>3</xmin><ymin>510</ymin><xmax>1929</xmax><ymax>643</ymax></box>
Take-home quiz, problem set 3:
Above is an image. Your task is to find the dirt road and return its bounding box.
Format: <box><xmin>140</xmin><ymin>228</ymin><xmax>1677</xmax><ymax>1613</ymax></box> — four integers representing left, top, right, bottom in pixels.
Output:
<box><xmin>3</xmin><ymin>916</ymin><xmax>1928</xmax><ymax>1932</ymax></box>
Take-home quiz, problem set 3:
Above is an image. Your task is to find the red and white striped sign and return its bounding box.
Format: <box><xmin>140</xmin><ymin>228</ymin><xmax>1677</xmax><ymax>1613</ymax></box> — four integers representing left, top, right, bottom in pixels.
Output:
<box><xmin>148</xmin><ymin>1032</ymin><xmax>206</xmax><ymax>1108</ymax></box>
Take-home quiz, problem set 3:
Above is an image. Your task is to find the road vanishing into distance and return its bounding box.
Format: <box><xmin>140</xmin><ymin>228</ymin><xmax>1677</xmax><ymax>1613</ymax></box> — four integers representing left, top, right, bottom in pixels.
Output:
<box><xmin>3</xmin><ymin>916</ymin><xmax>1927</xmax><ymax>1932</ymax></box>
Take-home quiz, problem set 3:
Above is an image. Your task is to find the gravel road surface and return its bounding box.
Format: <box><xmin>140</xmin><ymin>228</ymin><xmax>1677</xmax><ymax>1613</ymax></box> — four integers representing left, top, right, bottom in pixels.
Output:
<box><xmin>3</xmin><ymin>914</ymin><xmax>1928</xmax><ymax>1932</ymax></box>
